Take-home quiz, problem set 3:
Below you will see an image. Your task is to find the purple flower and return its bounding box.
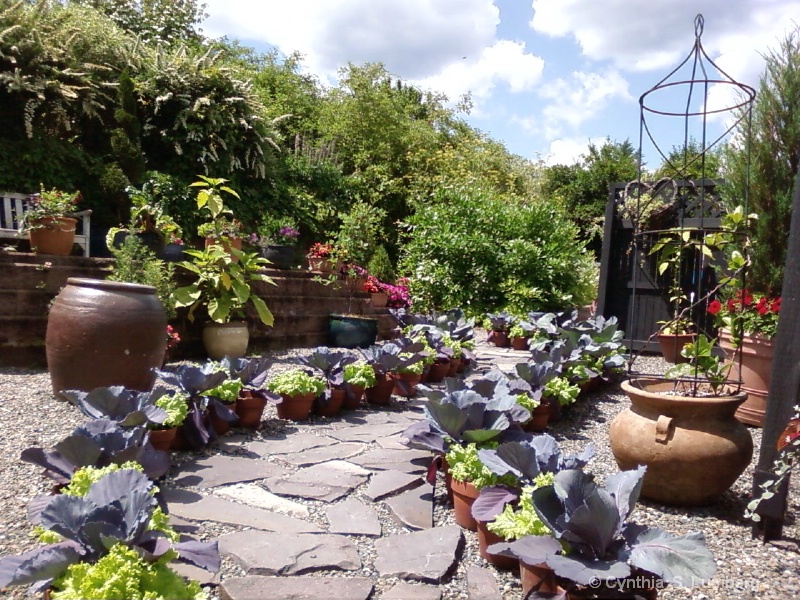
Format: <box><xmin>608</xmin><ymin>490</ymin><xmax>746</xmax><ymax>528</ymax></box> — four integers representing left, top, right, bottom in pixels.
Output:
<box><xmin>279</xmin><ymin>226</ymin><xmax>300</xmax><ymax>239</ymax></box>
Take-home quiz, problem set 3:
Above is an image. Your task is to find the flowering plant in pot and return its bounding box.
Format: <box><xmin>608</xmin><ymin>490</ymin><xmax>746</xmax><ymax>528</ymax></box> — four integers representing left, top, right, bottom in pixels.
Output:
<box><xmin>0</xmin><ymin>469</ymin><xmax>219</xmax><ymax>599</ymax></box>
<box><xmin>250</xmin><ymin>219</ymin><xmax>300</xmax><ymax>269</ymax></box>
<box><xmin>266</xmin><ymin>368</ymin><xmax>326</xmax><ymax>420</ymax></box>
<box><xmin>20</xmin><ymin>184</ymin><xmax>83</xmax><ymax>255</ymax></box>
<box><xmin>489</xmin><ymin>466</ymin><xmax>716</xmax><ymax>598</ymax></box>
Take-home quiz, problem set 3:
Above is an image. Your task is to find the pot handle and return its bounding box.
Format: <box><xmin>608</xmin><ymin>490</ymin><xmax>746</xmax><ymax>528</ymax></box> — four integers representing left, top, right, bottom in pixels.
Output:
<box><xmin>655</xmin><ymin>415</ymin><xmax>673</xmax><ymax>443</ymax></box>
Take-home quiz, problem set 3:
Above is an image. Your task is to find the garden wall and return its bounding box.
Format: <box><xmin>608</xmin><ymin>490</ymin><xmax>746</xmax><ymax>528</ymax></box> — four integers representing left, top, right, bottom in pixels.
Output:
<box><xmin>0</xmin><ymin>252</ymin><xmax>394</xmax><ymax>367</ymax></box>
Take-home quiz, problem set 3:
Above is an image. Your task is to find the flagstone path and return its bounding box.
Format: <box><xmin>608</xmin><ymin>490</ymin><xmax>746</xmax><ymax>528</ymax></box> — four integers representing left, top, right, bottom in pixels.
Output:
<box><xmin>164</xmin><ymin>346</ymin><xmax>532</xmax><ymax>600</ymax></box>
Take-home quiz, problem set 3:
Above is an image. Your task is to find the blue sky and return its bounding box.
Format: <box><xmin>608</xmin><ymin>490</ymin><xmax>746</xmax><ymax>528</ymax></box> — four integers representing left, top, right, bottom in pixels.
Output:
<box><xmin>201</xmin><ymin>0</ymin><xmax>800</xmax><ymax>168</ymax></box>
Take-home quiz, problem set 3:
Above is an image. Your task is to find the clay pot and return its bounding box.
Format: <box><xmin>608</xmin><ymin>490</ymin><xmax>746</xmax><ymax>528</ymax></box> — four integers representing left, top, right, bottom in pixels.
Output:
<box><xmin>370</xmin><ymin>292</ymin><xmax>389</xmax><ymax>308</ymax></box>
<box><xmin>202</xmin><ymin>321</ymin><xmax>249</xmax><ymax>360</ymax></box>
<box><xmin>235</xmin><ymin>390</ymin><xmax>268</xmax><ymax>429</ymax></box>
<box><xmin>719</xmin><ymin>329</ymin><xmax>773</xmax><ymax>427</ymax></box>
<box><xmin>476</xmin><ymin>521</ymin><xmax>518</xmax><ymax>570</ymax></box>
<box><xmin>519</xmin><ymin>562</ymin><xmax>659</xmax><ymax>599</ymax></box>
<box><xmin>610</xmin><ymin>378</ymin><xmax>753</xmax><ymax>505</ymax></box>
<box><xmin>209</xmin><ymin>403</ymin><xmax>235</xmax><ymax>435</ymax></box>
<box><xmin>511</xmin><ymin>336</ymin><xmax>529</xmax><ymax>351</ymax></box>
<box><xmin>29</xmin><ymin>216</ymin><xmax>77</xmax><ymax>255</ymax></box>
<box><xmin>446</xmin><ymin>357</ymin><xmax>461</xmax><ymax>377</ymax></box>
<box><xmin>314</xmin><ymin>388</ymin><xmax>345</xmax><ymax>417</ymax></box>
<box><xmin>148</xmin><ymin>427</ymin><xmax>177</xmax><ymax>452</ymax></box>
<box><xmin>342</xmin><ymin>384</ymin><xmax>365</xmax><ymax>409</ymax></box>
<box><xmin>488</xmin><ymin>330</ymin><xmax>510</xmax><ymax>348</ymax></box>
<box><xmin>365</xmin><ymin>375</ymin><xmax>395</xmax><ymax>405</ymax></box>
<box><xmin>170</xmin><ymin>425</ymin><xmax>191</xmax><ymax>451</ymax></box>
<box><xmin>205</xmin><ymin>236</ymin><xmax>242</xmax><ymax>261</ymax></box>
<box><xmin>308</xmin><ymin>257</ymin><xmax>338</xmax><ymax>273</ymax></box>
<box><xmin>276</xmin><ymin>392</ymin><xmax>315</xmax><ymax>421</ymax></box>
<box><xmin>425</xmin><ymin>359</ymin><xmax>450</xmax><ymax>384</ymax></box>
<box><xmin>523</xmin><ymin>403</ymin><xmax>551</xmax><ymax>433</ymax></box>
<box><xmin>46</xmin><ymin>278</ymin><xmax>167</xmax><ymax>401</ymax></box>
<box><xmin>449</xmin><ymin>478</ymin><xmax>479</xmax><ymax>531</ymax></box>
<box><xmin>391</xmin><ymin>371</ymin><xmax>422</xmax><ymax>398</ymax></box>
<box><xmin>547</xmin><ymin>396</ymin><xmax>561</xmax><ymax>422</ymax></box>
<box><xmin>657</xmin><ymin>333</ymin><xmax>696</xmax><ymax>364</ymax></box>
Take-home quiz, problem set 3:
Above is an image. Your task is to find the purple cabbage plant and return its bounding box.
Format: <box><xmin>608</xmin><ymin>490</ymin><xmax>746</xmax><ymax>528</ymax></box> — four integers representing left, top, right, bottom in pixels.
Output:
<box><xmin>63</xmin><ymin>386</ymin><xmax>169</xmax><ymax>429</ymax></box>
<box><xmin>488</xmin><ymin>467</ymin><xmax>717</xmax><ymax>598</ymax></box>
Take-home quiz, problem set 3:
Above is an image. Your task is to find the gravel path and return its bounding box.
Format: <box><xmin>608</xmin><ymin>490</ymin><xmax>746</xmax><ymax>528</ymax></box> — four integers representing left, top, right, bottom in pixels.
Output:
<box><xmin>0</xmin><ymin>333</ymin><xmax>798</xmax><ymax>600</ymax></box>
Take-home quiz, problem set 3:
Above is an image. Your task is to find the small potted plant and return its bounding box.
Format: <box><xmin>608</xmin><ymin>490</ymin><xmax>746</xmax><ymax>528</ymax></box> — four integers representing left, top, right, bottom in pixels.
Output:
<box><xmin>205</xmin><ymin>374</ymin><xmax>244</xmax><ymax>435</ymax></box>
<box><xmin>307</xmin><ymin>242</ymin><xmax>338</xmax><ymax>273</ymax></box>
<box><xmin>486</xmin><ymin>311</ymin><xmax>516</xmax><ymax>347</ymax></box>
<box><xmin>252</xmin><ymin>218</ymin><xmax>300</xmax><ymax>269</ymax></box>
<box><xmin>508</xmin><ymin>321</ymin><xmax>533</xmax><ymax>351</ymax></box>
<box><xmin>515</xmin><ymin>391</ymin><xmax>549</xmax><ymax>432</ymax></box>
<box><xmin>297</xmin><ymin>347</ymin><xmax>358</xmax><ymax>417</ymax></box>
<box><xmin>20</xmin><ymin>184</ymin><xmax>83</xmax><ymax>255</ymax></box>
<box><xmin>363</xmin><ymin>274</ymin><xmax>389</xmax><ymax>308</ymax></box>
<box><xmin>488</xmin><ymin>467</ymin><xmax>716</xmax><ymax>599</ymax></box>
<box><xmin>266</xmin><ymin>368</ymin><xmax>326</xmax><ymax>421</ymax></box>
<box><xmin>223</xmin><ymin>356</ymin><xmax>281</xmax><ymax>429</ymax></box>
<box><xmin>342</xmin><ymin>360</ymin><xmax>376</xmax><ymax>409</ymax></box>
<box><xmin>151</xmin><ymin>391</ymin><xmax>190</xmax><ymax>450</ymax></box>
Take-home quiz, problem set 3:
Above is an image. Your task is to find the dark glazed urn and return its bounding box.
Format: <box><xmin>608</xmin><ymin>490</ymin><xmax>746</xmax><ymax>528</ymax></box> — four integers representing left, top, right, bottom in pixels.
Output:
<box><xmin>261</xmin><ymin>244</ymin><xmax>295</xmax><ymax>269</ymax></box>
<box><xmin>46</xmin><ymin>278</ymin><xmax>167</xmax><ymax>400</ymax></box>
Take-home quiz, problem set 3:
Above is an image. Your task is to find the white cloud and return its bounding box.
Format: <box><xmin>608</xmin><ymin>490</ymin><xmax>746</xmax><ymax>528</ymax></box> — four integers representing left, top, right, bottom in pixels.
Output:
<box><xmin>203</xmin><ymin>0</ymin><xmax>501</xmax><ymax>80</ymax></box>
<box><xmin>539</xmin><ymin>69</ymin><xmax>633</xmax><ymax>137</ymax></box>
<box><xmin>544</xmin><ymin>136</ymin><xmax>607</xmax><ymax>166</ymax></box>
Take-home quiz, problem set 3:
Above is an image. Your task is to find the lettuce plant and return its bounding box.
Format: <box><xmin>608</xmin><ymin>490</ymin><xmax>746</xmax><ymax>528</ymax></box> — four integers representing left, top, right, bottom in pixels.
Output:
<box><xmin>154</xmin><ymin>393</ymin><xmax>189</xmax><ymax>429</ymax></box>
<box><xmin>0</xmin><ymin>470</ymin><xmax>219</xmax><ymax>595</ymax></box>
<box><xmin>266</xmin><ymin>369</ymin><xmax>326</xmax><ymax>397</ymax></box>
<box><xmin>343</xmin><ymin>361</ymin><xmax>377</xmax><ymax>388</ymax></box>
<box><xmin>543</xmin><ymin>376</ymin><xmax>581</xmax><ymax>407</ymax></box>
<box><xmin>446</xmin><ymin>443</ymin><xmax>518</xmax><ymax>489</ymax></box>
<box><xmin>488</xmin><ymin>467</ymin><xmax>717</xmax><ymax>597</ymax></box>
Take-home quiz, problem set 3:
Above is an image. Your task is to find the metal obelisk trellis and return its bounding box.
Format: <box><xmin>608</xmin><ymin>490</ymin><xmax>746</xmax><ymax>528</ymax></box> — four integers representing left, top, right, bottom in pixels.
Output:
<box><xmin>626</xmin><ymin>14</ymin><xmax>755</xmax><ymax>383</ymax></box>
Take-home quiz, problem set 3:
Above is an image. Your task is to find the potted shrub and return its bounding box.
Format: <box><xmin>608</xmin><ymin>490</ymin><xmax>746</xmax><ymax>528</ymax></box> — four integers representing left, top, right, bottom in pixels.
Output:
<box><xmin>192</xmin><ymin>175</ymin><xmax>244</xmax><ymax>258</ymax></box>
<box><xmin>266</xmin><ymin>368</ymin><xmax>326</xmax><ymax>421</ymax></box>
<box><xmin>20</xmin><ymin>184</ymin><xmax>83</xmax><ymax>255</ymax></box>
<box><xmin>298</xmin><ymin>347</ymin><xmax>358</xmax><ymax>417</ymax></box>
<box><xmin>488</xmin><ymin>467</ymin><xmax>717</xmax><ymax>599</ymax></box>
<box><xmin>612</xmin><ymin>335</ymin><xmax>753</xmax><ymax>505</ymax></box>
<box><xmin>0</xmin><ymin>469</ymin><xmax>219</xmax><ymax>598</ymax></box>
<box><xmin>342</xmin><ymin>360</ymin><xmax>376</xmax><ymax>409</ymax></box>
<box><xmin>172</xmin><ymin>243</ymin><xmax>276</xmax><ymax>359</ymax></box>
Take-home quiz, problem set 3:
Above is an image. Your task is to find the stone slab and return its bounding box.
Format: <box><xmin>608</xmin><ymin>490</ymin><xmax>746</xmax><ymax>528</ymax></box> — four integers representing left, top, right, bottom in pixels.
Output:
<box><xmin>220</xmin><ymin>576</ymin><xmax>373</xmax><ymax>600</ymax></box>
<box><xmin>326</xmin><ymin>497</ymin><xmax>381</xmax><ymax>537</ymax></box>
<box><xmin>247</xmin><ymin>432</ymin><xmax>338</xmax><ymax>457</ymax></box>
<box><xmin>219</xmin><ymin>530</ymin><xmax>361</xmax><ymax>575</ymax></box>
<box><xmin>173</xmin><ymin>454</ymin><xmax>288</xmax><ymax>489</ymax></box>
<box><xmin>374</xmin><ymin>525</ymin><xmax>464</xmax><ymax>583</ymax></box>
<box><xmin>341</xmin><ymin>410</ymin><xmax>421</xmax><ymax>427</ymax></box>
<box><xmin>364</xmin><ymin>469</ymin><xmax>424</xmax><ymax>502</ymax></box>
<box><xmin>171</xmin><ymin>561</ymin><xmax>220</xmax><ymax>585</ymax></box>
<box><xmin>466</xmin><ymin>565</ymin><xmax>503</xmax><ymax>600</ymax></box>
<box><xmin>327</xmin><ymin>422</ymin><xmax>406</xmax><ymax>442</ymax></box>
<box><xmin>279</xmin><ymin>441</ymin><xmax>366</xmax><ymax>467</ymax></box>
<box><xmin>214</xmin><ymin>433</ymin><xmax>249</xmax><ymax>452</ymax></box>
<box><xmin>384</xmin><ymin>484</ymin><xmax>434</xmax><ymax>530</ymax></box>
<box><xmin>266</xmin><ymin>460</ymin><xmax>370</xmax><ymax>502</ymax></box>
<box><xmin>347</xmin><ymin>448</ymin><xmax>433</xmax><ymax>474</ymax></box>
<box><xmin>382</xmin><ymin>582</ymin><xmax>442</xmax><ymax>600</ymax></box>
<box><xmin>213</xmin><ymin>483</ymin><xmax>310</xmax><ymax>518</ymax></box>
<box><xmin>376</xmin><ymin>433</ymin><xmax>411</xmax><ymax>450</ymax></box>
<box><xmin>162</xmin><ymin>488</ymin><xmax>321</xmax><ymax>533</ymax></box>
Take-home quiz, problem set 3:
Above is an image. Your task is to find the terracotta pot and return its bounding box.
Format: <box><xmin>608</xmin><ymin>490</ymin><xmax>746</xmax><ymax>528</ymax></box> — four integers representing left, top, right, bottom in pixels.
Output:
<box><xmin>547</xmin><ymin>396</ymin><xmax>561</xmax><ymax>422</ymax></box>
<box><xmin>610</xmin><ymin>378</ymin><xmax>753</xmax><ymax>505</ymax></box>
<box><xmin>446</xmin><ymin>357</ymin><xmax>461</xmax><ymax>377</ymax></box>
<box><xmin>365</xmin><ymin>375</ymin><xmax>395</xmax><ymax>405</ymax></box>
<box><xmin>488</xmin><ymin>330</ymin><xmax>510</xmax><ymax>348</ymax></box>
<box><xmin>209</xmin><ymin>404</ymin><xmax>235</xmax><ymax>435</ymax></box>
<box><xmin>370</xmin><ymin>292</ymin><xmax>389</xmax><ymax>308</ymax></box>
<box><xmin>276</xmin><ymin>392</ymin><xmax>315</xmax><ymax>421</ymax></box>
<box><xmin>719</xmin><ymin>329</ymin><xmax>773</xmax><ymax>427</ymax></box>
<box><xmin>205</xmin><ymin>236</ymin><xmax>242</xmax><ymax>261</ymax></box>
<box><xmin>235</xmin><ymin>390</ymin><xmax>268</xmax><ymax>429</ymax></box>
<box><xmin>426</xmin><ymin>359</ymin><xmax>450</xmax><ymax>384</ymax></box>
<box><xmin>29</xmin><ymin>216</ymin><xmax>77</xmax><ymax>255</ymax></box>
<box><xmin>46</xmin><ymin>278</ymin><xmax>166</xmax><ymax>401</ymax></box>
<box><xmin>307</xmin><ymin>256</ymin><xmax>338</xmax><ymax>273</ymax></box>
<box><xmin>342</xmin><ymin>384</ymin><xmax>365</xmax><ymax>409</ymax></box>
<box><xmin>523</xmin><ymin>403</ymin><xmax>550</xmax><ymax>432</ymax></box>
<box><xmin>170</xmin><ymin>424</ymin><xmax>191</xmax><ymax>451</ymax></box>
<box><xmin>148</xmin><ymin>427</ymin><xmax>177</xmax><ymax>452</ymax></box>
<box><xmin>457</xmin><ymin>358</ymin><xmax>470</xmax><ymax>373</ymax></box>
<box><xmin>657</xmin><ymin>333</ymin><xmax>696</xmax><ymax>364</ymax></box>
<box><xmin>519</xmin><ymin>561</ymin><xmax>659</xmax><ymax>599</ymax></box>
<box><xmin>511</xmin><ymin>336</ymin><xmax>529</xmax><ymax>351</ymax></box>
<box><xmin>476</xmin><ymin>521</ymin><xmax>518</xmax><ymax>569</ymax></box>
<box><xmin>391</xmin><ymin>371</ymin><xmax>422</xmax><ymax>397</ymax></box>
<box><xmin>449</xmin><ymin>478</ymin><xmax>479</xmax><ymax>531</ymax></box>
<box><xmin>314</xmin><ymin>388</ymin><xmax>345</xmax><ymax>417</ymax></box>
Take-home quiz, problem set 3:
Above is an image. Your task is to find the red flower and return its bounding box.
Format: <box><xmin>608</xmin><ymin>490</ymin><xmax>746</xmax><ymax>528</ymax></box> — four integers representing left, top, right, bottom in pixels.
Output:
<box><xmin>756</xmin><ymin>297</ymin><xmax>769</xmax><ymax>315</ymax></box>
<box><xmin>707</xmin><ymin>299</ymin><xmax>722</xmax><ymax>315</ymax></box>
<box><xmin>772</xmin><ymin>297</ymin><xmax>781</xmax><ymax>314</ymax></box>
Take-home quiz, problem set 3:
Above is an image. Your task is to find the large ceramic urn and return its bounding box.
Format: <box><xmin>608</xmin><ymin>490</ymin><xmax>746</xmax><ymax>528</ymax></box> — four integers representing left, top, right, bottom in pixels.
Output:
<box><xmin>46</xmin><ymin>278</ymin><xmax>167</xmax><ymax>400</ymax></box>
<box><xmin>610</xmin><ymin>378</ymin><xmax>753</xmax><ymax>505</ymax></box>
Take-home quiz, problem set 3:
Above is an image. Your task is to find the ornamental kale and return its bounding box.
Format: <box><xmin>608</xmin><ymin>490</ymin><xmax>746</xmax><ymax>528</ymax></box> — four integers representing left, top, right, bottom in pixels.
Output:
<box><xmin>64</xmin><ymin>386</ymin><xmax>169</xmax><ymax>429</ymax></box>
<box><xmin>488</xmin><ymin>467</ymin><xmax>716</xmax><ymax>595</ymax></box>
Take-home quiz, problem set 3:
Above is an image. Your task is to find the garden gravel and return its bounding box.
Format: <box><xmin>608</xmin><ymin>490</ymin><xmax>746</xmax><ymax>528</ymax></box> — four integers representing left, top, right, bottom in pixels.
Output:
<box><xmin>0</xmin><ymin>332</ymin><xmax>798</xmax><ymax>600</ymax></box>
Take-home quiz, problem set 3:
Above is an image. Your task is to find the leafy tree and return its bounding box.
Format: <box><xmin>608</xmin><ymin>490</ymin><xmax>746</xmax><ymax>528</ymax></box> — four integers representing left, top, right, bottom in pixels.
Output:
<box><xmin>541</xmin><ymin>139</ymin><xmax>638</xmax><ymax>255</ymax></box>
<box><xmin>723</xmin><ymin>26</ymin><xmax>800</xmax><ymax>294</ymax></box>
<box><xmin>653</xmin><ymin>138</ymin><xmax>723</xmax><ymax>182</ymax></box>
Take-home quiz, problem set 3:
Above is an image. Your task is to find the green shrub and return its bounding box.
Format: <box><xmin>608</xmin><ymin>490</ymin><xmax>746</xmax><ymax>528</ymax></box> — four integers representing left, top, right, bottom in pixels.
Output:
<box><xmin>107</xmin><ymin>235</ymin><xmax>177</xmax><ymax>318</ymax></box>
<box><xmin>367</xmin><ymin>244</ymin><xmax>395</xmax><ymax>282</ymax></box>
<box><xmin>399</xmin><ymin>185</ymin><xmax>596</xmax><ymax>315</ymax></box>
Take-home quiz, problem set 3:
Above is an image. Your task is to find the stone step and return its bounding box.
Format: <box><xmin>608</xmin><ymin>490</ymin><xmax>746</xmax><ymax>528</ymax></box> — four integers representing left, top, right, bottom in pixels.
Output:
<box><xmin>0</xmin><ymin>289</ymin><xmax>53</xmax><ymax>317</ymax></box>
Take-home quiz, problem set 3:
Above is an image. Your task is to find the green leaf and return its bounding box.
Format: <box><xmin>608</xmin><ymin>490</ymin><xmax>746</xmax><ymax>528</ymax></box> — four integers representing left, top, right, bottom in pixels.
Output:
<box><xmin>172</xmin><ymin>286</ymin><xmax>201</xmax><ymax>308</ymax></box>
<box><xmin>250</xmin><ymin>295</ymin><xmax>274</xmax><ymax>327</ymax></box>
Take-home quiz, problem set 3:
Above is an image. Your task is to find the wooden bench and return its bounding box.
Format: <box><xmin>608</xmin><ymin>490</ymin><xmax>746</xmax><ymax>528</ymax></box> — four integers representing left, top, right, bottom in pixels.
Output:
<box><xmin>0</xmin><ymin>191</ymin><xmax>92</xmax><ymax>257</ymax></box>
